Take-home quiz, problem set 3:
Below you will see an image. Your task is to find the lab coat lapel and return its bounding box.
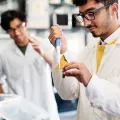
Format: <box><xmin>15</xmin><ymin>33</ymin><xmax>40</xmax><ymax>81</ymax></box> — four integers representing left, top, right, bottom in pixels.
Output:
<box><xmin>14</xmin><ymin>43</ymin><xmax>33</xmax><ymax>57</ymax></box>
<box><xmin>98</xmin><ymin>45</ymin><xmax>115</xmax><ymax>72</ymax></box>
<box><xmin>91</xmin><ymin>46</ymin><xmax>97</xmax><ymax>74</ymax></box>
<box><xmin>14</xmin><ymin>43</ymin><xmax>24</xmax><ymax>56</ymax></box>
<box><xmin>25</xmin><ymin>43</ymin><xmax>33</xmax><ymax>56</ymax></box>
<box><xmin>97</xmin><ymin>36</ymin><xmax>120</xmax><ymax>73</ymax></box>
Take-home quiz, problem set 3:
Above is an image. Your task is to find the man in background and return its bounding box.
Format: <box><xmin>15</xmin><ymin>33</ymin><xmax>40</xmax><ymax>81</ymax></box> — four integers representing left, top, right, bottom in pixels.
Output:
<box><xmin>49</xmin><ymin>0</ymin><xmax>120</xmax><ymax>120</ymax></box>
<box><xmin>0</xmin><ymin>9</ymin><xmax>59</xmax><ymax>120</ymax></box>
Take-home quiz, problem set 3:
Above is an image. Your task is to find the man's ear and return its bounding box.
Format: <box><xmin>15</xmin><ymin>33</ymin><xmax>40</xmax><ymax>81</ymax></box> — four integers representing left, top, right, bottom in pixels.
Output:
<box><xmin>25</xmin><ymin>21</ymin><xmax>28</xmax><ymax>27</ymax></box>
<box><xmin>111</xmin><ymin>3</ymin><xmax>118</xmax><ymax>16</ymax></box>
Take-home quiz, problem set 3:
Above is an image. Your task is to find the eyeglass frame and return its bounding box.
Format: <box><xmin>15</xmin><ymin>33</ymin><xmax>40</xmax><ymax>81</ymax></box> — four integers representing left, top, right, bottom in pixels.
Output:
<box><xmin>7</xmin><ymin>22</ymin><xmax>26</xmax><ymax>34</ymax></box>
<box><xmin>74</xmin><ymin>5</ymin><xmax>110</xmax><ymax>23</ymax></box>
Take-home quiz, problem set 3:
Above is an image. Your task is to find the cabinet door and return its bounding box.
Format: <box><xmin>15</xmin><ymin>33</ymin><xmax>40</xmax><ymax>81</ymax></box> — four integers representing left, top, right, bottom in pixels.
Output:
<box><xmin>26</xmin><ymin>0</ymin><xmax>50</xmax><ymax>29</ymax></box>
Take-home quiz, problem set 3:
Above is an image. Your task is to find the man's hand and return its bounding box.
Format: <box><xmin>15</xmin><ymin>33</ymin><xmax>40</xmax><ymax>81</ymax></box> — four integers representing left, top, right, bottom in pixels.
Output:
<box><xmin>29</xmin><ymin>37</ymin><xmax>45</xmax><ymax>57</ymax></box>
<box><xmin>48</xmin><ymin>25</ymin><xmax>67</xmax><ymax>54</ymax></box>
<box><xmin>29</xmin><ymin>37</ymin><xmax>53</xmax><ymax>67</ymax></box>
<box><xmin>62</xmin><ymin>62</ymin><xmax>92</xmax><ymax>87</ymax></box>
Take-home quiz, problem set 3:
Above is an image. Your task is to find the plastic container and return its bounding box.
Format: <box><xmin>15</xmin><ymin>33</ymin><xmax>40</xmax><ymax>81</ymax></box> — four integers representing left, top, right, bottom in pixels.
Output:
<box><xmin>0</xmin><ymin>94</ymin><xmax>49</xmax><ymax>120</ymax></box>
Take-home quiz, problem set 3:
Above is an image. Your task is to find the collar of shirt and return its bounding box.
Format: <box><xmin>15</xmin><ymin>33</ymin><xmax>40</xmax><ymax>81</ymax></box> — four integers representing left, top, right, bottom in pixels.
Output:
<box><xmin>100</xmin><ymin>40</ymin><xmax>107</xmax><ymax>45</ymax></box>
<box><xmin>99</xmin><ymin>27</ymin><xmax>120</xmax><ymax>45</ymax></box>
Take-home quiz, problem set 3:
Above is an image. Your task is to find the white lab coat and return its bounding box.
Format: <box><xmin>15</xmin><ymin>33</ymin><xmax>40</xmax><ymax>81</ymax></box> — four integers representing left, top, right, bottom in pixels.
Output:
<box><xmin>52</xmin><ymin>27</ymin><xmax>120</xmax><ymax>120</ymax></box>
<box><xmin>0</xmin><ymin>42</ymin><xmax>59</xmax><ymax>120</ymax></box>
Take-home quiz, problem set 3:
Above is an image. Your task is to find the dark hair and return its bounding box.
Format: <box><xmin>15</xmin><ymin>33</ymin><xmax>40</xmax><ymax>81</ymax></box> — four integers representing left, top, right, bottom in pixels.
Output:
<box><xmin>72</xmin><ymin>0</ymin><xmax>118</xmax><ymax>6</ymax></box>
<box><xmin>0</xmin><ymin>10</ymin><xmax>27</xmax><ymax>31</ymax></box>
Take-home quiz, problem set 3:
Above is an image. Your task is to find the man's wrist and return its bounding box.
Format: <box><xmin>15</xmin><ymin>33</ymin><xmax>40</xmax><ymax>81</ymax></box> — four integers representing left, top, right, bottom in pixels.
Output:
<box><xmin>84</xmin><ymin>74</ymin><xmax>92</xmax><ymax>87</ymax></box>
<box><xmin>61</xmin><ymin>47</ymin><xmax>67</xmax><ymax>54</ymax></box>
<box><xmin>41</xmin><ymin>52</ymin><xmax>45</xmax><ymax>58</ymax></box>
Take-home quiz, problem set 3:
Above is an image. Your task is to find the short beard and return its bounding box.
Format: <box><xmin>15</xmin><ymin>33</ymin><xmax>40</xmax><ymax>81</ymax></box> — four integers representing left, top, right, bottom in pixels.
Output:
<box><xmin>92</xmin><ymin>32</ymin><xmax>100</xmax><ymax>38</ymax></box>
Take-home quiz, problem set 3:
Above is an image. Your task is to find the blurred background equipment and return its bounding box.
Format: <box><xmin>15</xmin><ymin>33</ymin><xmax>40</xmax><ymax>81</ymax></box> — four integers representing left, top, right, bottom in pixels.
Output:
<box><xmin>52</xmin><ymin>5</ymin><xmax>81</xmax><ymax>29</ymax></box>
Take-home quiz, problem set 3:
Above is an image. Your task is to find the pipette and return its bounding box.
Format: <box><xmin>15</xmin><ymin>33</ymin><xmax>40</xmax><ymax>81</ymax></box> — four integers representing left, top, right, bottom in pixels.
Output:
<box><xmin>55</xmin><ymin>38</ymin><xmax>60</xmax><ymax>69</ymax></box>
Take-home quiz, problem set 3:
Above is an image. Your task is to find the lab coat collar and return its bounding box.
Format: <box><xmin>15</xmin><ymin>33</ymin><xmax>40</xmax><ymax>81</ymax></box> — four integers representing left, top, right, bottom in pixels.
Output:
<box><xmin>13</xmin><ymin>42</ymin><xmax>33</xmax><ymax>56</ymax></box>
<box><xmin>92</xmin><ymin>27</ymin><xmax>120</xmax><ymax>73</ymax></box>
<box><xmin>98</xmin><ymin>27</ymin><xmax>120</xmax><ymax>45</ymax></box>
<box><xmin>104</xmin><ymin>27</ymin><xmax>120</xmax><ymax>44</ymax></box>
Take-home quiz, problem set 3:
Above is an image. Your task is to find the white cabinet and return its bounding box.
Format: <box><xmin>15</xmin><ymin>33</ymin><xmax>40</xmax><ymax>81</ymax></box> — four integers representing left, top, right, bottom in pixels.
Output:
<box><xmin>26</xmin><ymin>0</ymin><xmax>50</xmax><ymax>29</ymax></box>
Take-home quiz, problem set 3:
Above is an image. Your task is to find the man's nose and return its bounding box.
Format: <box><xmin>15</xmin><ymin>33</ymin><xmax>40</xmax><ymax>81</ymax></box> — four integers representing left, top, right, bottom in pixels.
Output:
<box><xmin>83</xmin><ymin>18</ymin><xmax>91</xmax><ymax>27</ymax></box>
<box><xmin>14</xmin><ymin>28</ymin><xmax>20</xmax><ymax>35</ymax></box>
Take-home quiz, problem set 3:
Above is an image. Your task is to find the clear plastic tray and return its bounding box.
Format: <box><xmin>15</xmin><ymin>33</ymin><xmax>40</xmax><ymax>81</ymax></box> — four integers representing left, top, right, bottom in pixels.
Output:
<box><xmin>0</xmin><ymin>94</ymin><xmax>49</xmax><ymax>120</ymax></box>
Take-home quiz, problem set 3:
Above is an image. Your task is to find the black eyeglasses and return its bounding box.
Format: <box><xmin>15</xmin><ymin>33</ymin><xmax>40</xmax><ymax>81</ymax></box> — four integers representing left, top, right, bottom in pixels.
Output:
<box><xmin>74</xmin><ymin>5</ymin><xmax>109</xmax><ymax>23</ymax></box>
<box><xmin>7</xmin><ymin>22</ymin><xmax>26</xmax><ymax>34</ymax></box>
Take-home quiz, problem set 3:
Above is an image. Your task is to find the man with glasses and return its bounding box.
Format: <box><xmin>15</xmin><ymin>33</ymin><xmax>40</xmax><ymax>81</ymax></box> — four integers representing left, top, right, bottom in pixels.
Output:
<box><xmin>49</xmin><ymin>0</ymin><xmax>120</xmax><ymax>120</ymax></box>
<box><xmin>0</xmin><ymin>10</ymin><xmax>60</xmax><ymax>120</ymax></box>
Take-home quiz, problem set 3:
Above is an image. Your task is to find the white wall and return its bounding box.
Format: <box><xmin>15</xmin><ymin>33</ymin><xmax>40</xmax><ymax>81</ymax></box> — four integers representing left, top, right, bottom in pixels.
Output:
<box><xmin>0</xmin><ymin>34</ymin><xmax>13</xmax><ymax>52</ymax></box>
